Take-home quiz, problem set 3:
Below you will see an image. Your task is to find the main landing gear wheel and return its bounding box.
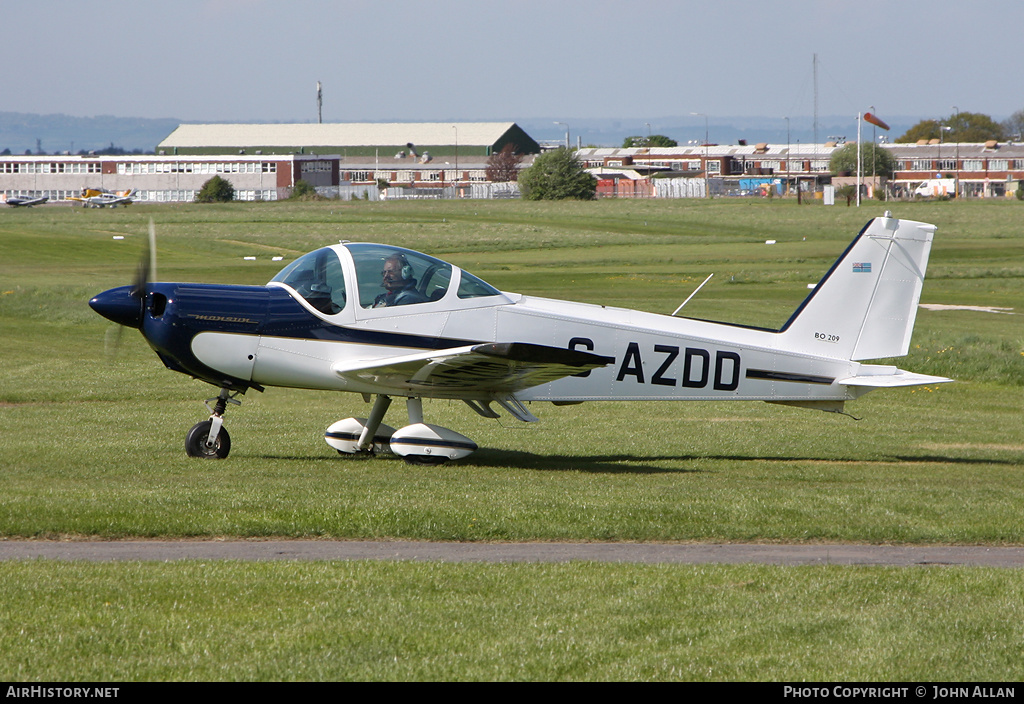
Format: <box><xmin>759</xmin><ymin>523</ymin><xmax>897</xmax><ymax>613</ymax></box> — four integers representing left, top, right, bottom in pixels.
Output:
<box><xmin>185</xmin><ymin>420</ymin><xmax>231</xmax><ymax>459</ymax></box>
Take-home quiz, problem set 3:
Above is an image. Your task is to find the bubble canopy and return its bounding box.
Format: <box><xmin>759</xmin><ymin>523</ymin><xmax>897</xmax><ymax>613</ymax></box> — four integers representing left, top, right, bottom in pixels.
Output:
<box><xmin>269</xmin><ymin>243</ymin><xmax>503</xmax><ymax>316</ymax></box>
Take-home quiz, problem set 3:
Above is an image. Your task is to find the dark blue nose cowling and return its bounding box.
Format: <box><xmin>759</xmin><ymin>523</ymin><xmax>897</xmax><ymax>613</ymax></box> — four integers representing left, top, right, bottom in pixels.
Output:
<box><xmin>89</xmin><ymin>285</ymin><xmax>143</xmax><ymax>328</ymax></box>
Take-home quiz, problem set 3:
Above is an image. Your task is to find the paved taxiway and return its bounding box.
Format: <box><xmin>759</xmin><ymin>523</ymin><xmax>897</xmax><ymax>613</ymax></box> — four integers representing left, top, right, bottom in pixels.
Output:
<box><xmin>2</xmin><ymin>541</ymin><xmax>1023</xmax><ymax>567</ymax></box>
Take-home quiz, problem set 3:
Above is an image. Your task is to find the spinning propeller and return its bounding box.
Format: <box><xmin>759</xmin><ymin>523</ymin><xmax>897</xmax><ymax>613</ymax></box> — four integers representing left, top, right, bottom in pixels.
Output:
<box><xmin>92</xmin><ymin>219</ymin><xmax>158</xmax><ymax>346</ymax></box>
<box><xmin>132</xmin><ymin>219</ymin><xmax>157</xmax><ymax>304</ymax></box>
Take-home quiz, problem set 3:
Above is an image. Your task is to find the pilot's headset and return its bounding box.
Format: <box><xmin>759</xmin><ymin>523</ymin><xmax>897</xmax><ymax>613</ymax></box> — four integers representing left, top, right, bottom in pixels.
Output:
<box><xmin>393</xmin><ymin>254</ymin><xmax>414</xmax><ymax>281</ymax></box>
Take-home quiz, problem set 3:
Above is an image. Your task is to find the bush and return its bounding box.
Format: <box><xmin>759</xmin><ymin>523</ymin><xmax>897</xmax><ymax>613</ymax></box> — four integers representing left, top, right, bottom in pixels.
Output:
<box><xmin>289</xmin><ymin>179</ymin><xmax>322</xmax><ymax>200</ymax></box>
<box><xmin>195</xmin><ymin>176</ymin><xmax>235</xmax><ymax>203</ymax></box>
<box><xmin>835</xmin><ymin>184</ymin><xmax>858</xmax><ymax>206</ymax></box>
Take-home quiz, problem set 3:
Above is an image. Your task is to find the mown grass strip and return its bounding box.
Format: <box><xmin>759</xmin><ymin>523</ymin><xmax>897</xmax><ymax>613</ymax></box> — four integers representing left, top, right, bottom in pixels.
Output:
<box><xmin>1</xmin><ymin>560</ymin><xmax>1022</xmax><ymax>681</ymax></box>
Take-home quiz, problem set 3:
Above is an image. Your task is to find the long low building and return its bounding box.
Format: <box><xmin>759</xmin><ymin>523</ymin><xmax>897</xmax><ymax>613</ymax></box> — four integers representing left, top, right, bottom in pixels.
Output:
<box><xmin>0</xmin><ymin>151</ymin><xmax>533</xmax><ymax>203</ymax></box>
<box><xmin>4</xmin><ymin>137</ymin><xmax>1021</xmax><ymax>204</ymax></box>
<box><xmin>0</xmin><ymin>153</ymin><xmax>336</xmax><ymax>203</ymax></box>
<box><xmin>578</xmin><ymin>140</ymin><xmax>1024</xmax><ymax>198</ymax></box>
<box><xmin>1</xmin><ymin>121</ymin><xmax>542</xmax><ymax>204</ymax></box>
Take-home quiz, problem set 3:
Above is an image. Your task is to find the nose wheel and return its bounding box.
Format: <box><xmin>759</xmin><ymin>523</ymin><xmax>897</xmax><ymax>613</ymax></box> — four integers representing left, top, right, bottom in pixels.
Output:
<box><xmin>185</xmin><ymin>388</ymin><xmax>241</xmax><ymax>459</ymax></box>
<box><xmin>185</xmin><ymin>420</ymin><xmax>231</xmax><ymax>459</ymax></box>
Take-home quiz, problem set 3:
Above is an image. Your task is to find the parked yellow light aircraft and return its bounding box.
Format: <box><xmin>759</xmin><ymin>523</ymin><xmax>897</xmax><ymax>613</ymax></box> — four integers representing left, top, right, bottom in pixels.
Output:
<box><xmin>69</xmin><ymin>188</ymin><xmax>135</xmax><ymax>208</ymax></box>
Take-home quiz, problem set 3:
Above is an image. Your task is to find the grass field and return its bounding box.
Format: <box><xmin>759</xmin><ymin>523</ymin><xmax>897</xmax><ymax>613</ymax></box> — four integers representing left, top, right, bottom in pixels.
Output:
<box><xmin>1</xmin><ymin>197</ymin><xmax>1022</xmax><ymax>680</ymax></box>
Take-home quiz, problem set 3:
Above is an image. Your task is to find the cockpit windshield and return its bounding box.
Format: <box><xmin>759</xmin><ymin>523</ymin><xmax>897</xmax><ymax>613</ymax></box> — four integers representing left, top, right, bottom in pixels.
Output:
<box><xmin>270</xmin><ymin>247</ymin><xmax>347</xmax><ymax>315</ymax></box>
<box><xmin>271</xmin><ymin>244</ymin><xmax>504</xmax><ymax>315</ymax></box>
<box><xmin>346</xmin><ymin>244</ymin><xmax>501</xmax><ymax>309</ymax></box>
<box><xmin>349</xmin><ymin>244</ymin><xmax>449</xmax><ymax>308</ymax></box>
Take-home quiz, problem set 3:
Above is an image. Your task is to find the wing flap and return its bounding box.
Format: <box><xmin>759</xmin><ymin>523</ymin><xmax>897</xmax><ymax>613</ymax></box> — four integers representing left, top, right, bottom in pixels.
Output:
<box><xmin>332</xmin><ymin>342</ymin><xmax>613</xmax><ymax>395</ymax></box>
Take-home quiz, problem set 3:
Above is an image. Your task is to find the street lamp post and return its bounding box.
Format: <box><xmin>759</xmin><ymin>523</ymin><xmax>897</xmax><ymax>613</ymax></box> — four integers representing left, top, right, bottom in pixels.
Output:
<box><xmin>554</xmin><ymin>122</ymin><xmax>570</xmax><ymax>150</ymax></box>
<box><xmin>952</xmin><ymin>106</ymin><xmax>960</xmax><ymax>197</ymax></box>
<box><xmin>452</xmin><ymin>125</ymin><xmax>458</xmax><ymax>187</ymax></box>
<box><xmin>878</xmin><ymin>134</ymin><xmax>889</xmax><ymax>201</ymax></box>
<box><xmin>940</xmin><ymin>125</ymin><xmax>952</xmax><ymax>179</ymax></box>
<box><xmin>691</xmin><ymin>112</ymin><xmax>709</xmax><ymax>198</ymax></box>
<box><xmin>869</xmin><ymin>105</ymin><xmax>876</xmax><ymax>193</ymax></box>
<box><xmin>857</xmin><ymin>112</ymin><xmax>863</xmax><ymax>207</ymax></box>
<box><xmin>785</xmin><ymin>116</ymin><xmax>791</xmax><ymax>195</ymax></box>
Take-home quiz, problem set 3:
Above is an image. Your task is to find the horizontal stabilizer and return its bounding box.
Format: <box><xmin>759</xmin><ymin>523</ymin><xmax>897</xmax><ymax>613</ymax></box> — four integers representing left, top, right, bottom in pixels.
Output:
<box><xmin>838</xmin><ymin>370</ymin><xmax>952</xmax><ymax>388</ymax></box>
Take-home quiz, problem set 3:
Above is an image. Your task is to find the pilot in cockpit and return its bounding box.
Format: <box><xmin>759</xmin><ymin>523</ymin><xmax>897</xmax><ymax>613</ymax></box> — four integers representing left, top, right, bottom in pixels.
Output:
<box><xmin>373</xmin><ymin>253</ymin><xmax>429</xmax><ymax>307</ymax></box>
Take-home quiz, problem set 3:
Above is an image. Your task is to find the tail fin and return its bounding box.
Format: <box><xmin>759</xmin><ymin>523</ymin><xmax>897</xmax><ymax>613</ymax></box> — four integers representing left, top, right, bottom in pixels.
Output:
<box><xmin>779</xmin><ymin>214</ymin><xmax>936</xmax><ymax>361</ymax></box>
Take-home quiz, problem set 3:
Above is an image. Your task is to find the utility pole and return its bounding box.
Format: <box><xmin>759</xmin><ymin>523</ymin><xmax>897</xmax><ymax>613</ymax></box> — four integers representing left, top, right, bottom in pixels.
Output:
<box><xmin>813</xmin><ymin>54</ymin><xmax>819</xmax><ymax>194</ymax></box>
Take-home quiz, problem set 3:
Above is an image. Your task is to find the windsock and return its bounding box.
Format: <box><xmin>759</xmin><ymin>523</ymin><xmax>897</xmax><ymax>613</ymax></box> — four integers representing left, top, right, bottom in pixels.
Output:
<box><xmin>864</xmin><ymin>112</ymin><xmax>890</xmax><ymax>130</ymax></box>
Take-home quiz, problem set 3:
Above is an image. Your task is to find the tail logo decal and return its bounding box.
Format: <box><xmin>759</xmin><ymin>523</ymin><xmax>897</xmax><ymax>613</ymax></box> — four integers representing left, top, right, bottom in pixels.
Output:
<box><xmin>852</xmin><ymin>262</ymin><xmax>872</xmax><ymax>273</ymax></box>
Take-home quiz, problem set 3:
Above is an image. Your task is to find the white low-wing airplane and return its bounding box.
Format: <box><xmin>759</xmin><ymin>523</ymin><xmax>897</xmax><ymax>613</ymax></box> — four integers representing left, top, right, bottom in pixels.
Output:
<box><xmin>70</xmin><ymin>188</ymin><xmax>135</xmax><ymax>208</ymax></box>
<box><xmin>4</xmin><ymin>194</ymin><xmax>49</xmax><ymax>207</ymax></box>
<box><xmin>89</xmin><ymin>212</ymin><xmax>950</xmax><ymax>463</ymax></box>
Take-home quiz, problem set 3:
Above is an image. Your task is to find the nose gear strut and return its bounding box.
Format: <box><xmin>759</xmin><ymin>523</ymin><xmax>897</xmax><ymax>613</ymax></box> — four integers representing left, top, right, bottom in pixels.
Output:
<box><xmin>185</xmin><ymin>388</ymin><xmax>242</xmax><ymax>459</ymax></box>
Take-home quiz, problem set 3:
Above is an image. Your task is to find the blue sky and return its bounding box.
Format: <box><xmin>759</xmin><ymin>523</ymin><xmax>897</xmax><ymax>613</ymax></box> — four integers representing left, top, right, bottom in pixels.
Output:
<box><xmin>4</xmin><ymin>0</ymin><xmax>1021</xmax><ymax>127</ymax></box>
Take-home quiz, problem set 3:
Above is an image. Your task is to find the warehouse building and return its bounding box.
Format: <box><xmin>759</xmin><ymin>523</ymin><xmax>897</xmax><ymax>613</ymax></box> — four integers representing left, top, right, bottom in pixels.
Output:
<box><xmin>157</xmin><ymin>122</ymin><xmax>540</xmax><ymax>159</ymax></box>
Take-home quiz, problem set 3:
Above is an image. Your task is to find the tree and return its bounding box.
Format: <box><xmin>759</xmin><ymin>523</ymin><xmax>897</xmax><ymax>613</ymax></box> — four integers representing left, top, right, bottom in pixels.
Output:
<box><xmin>485</xmin><ymin>144</ymin><xmax>524</xmax><ymax>182</ymax></box>
<box><xmin>829</xmin><ymin>142</ymin><xmax>896</xmax><ymax>179</ymax></box>
<box><xmin>195</xmin><ymin>175</ymin><xmax>235</xmax><ymax>203</ymax></box>
<box><xmin>517</xmin><ymin>148</ymin><xmax>596</xmax><ymax>201</ymax></box>
<box><xmin>895</xmin><ymin>119</ymin><xmax>942</xmax><ymax>144</ymax></box>
<box><xmin>1001</xmin><ymin>109</ymin><xmax>1024</xmax><ymax>141</ymax></box>
<box><xmin>622</xmin><ymin>134</ymin><xmax>678</xmax><ymax>148</ymax></box>
<box><xmin>896</xmin><ymin>111</ymin><xmax>1005</xmax><ymax>143</ymax></box>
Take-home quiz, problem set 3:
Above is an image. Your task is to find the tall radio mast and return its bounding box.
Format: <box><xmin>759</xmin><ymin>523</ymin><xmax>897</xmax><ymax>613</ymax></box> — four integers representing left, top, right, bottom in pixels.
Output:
<box><xmin>813</xmin><ymin>54</ymin><xmax>818</xmax><ymax>148</ymax></box>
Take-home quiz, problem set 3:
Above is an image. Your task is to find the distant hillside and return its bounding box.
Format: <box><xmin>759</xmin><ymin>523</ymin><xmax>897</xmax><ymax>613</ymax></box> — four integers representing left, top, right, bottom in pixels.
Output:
<box><xmin>519</xmin><ymin>115</ymin><xmax>920</xmax><ymax>149</ymax></box>
<box><xmin>0</xmin><ymin>111</ymin><xmax>924</xmax><ymax>155</ymax></box>
<box><xmin>0</xmin><ymin>112</ymin><xmax>180</xmax><ymax>154</ymax></box>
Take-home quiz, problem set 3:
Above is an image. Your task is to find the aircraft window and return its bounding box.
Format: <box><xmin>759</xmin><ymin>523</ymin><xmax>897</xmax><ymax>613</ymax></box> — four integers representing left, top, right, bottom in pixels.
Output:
<box><xmin>270</xmin><ymin>247</ymin><xmax>347</xmax><ymax>315</ymax></box>
<box><xmin>347</xmin><ymin>244</ymin><xmax>452</xmax><ymax>309</ymax></box>
<box><xmin>457</xmin><ymin>270</ymin><xmax>501</xmax><ymax>299</ymax></box>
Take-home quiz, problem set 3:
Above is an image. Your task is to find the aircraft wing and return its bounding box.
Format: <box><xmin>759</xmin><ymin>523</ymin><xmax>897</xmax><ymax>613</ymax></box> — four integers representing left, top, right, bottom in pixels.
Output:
<box><xmin>331</xmin><ymin>342</ymin><xmax>614</xmax><ymax>396</ymax></box>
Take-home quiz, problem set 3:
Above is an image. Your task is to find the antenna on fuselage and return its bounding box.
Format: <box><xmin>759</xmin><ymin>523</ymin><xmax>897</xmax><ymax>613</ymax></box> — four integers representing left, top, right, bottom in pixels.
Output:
<box><xmin>672</xmin><ymin>273</ymin><xmax>713</xmax><ymax>316</ymax></box>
